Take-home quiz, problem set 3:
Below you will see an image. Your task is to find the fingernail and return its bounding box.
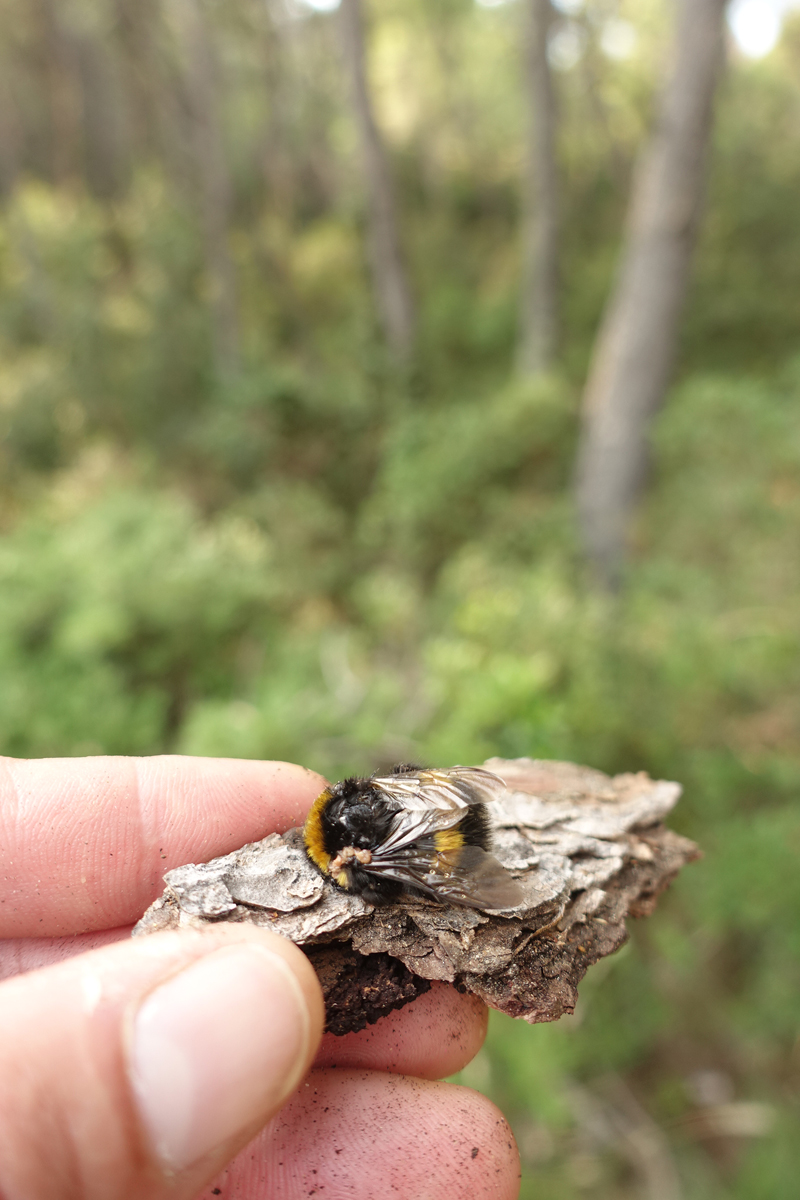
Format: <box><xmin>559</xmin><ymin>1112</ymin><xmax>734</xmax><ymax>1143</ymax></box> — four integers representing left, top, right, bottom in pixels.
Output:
<box><xmin>129</xmin><ymin>946</ymin><xmax>311</xmax><ymax>1172</ymax></box>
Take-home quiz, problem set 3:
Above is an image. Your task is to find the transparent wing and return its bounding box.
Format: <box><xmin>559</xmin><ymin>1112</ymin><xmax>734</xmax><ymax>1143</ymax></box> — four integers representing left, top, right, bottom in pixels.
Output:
<box><xmin>370</xmin><ymin>766</ymin><xmax>506</xmax><ymax>813</ymax></box>
<box><xmin>370</xmin><ymin>766</ymin><xmax>507</xmax><ymax>854</ymax></box>
<box><xmin>365</xmin><ymin>840</ymin><xmax>524</xmax><ymax>912</ymax></box>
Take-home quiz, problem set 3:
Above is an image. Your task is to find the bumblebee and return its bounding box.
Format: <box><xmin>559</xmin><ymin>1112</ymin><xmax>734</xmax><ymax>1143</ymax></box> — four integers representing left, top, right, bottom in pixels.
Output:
<box><xmin>303</xmin><ymin>764</ymin><xmax>523</xmax><ymax>911</ymax></box>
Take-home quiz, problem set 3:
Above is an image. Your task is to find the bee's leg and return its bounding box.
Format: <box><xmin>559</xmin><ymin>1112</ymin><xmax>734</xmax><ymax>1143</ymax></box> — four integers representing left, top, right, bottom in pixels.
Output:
<box><xmin>348</xmin><ymin>867</ymin><xmax>403</xmax><ymax>905</ymax></box>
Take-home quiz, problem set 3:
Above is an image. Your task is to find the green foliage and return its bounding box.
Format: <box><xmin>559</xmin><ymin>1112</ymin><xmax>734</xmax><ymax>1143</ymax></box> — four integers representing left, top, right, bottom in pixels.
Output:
<box><xmin>0</xmin><ymin>481</ymin><xmax>274</xmax><ymax>754</ymax></box>
<box><xmin>1</xmin><ymin>2</ymin><xmax>800</xmax><ymax>1196</ymax></box>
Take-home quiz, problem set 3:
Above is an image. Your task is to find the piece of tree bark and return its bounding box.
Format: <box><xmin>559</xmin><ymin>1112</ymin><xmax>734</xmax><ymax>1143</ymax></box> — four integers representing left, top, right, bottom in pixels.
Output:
<box><xmin>575</xmin><ymin>0</ymin><xmax>729</xmax><ymax>587</ymax></box>
<box><xmin>518</xmin><ymin>0</ymin><xmax>559</xmax><ymax>376</ymax></box>
<box><xmin>135</xmin><ymin>758</ymin><xmax>698</xmax><ymax>1036</ymax></box>
<box><xmin>338</xmin><ymin>0</ymin><xmax>415</xmax><ymax>362</ymax></box>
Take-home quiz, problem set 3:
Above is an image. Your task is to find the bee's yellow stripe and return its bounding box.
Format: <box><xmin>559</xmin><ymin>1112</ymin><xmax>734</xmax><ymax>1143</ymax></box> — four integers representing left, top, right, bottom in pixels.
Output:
<box><xmin>434</xmin><ymin>827</ymin><xmax>464</xmax><ymax>856</ymax></box>
<box><xmin>303</xmin><ymin>787</ymin><xmax>333</xmax><ymax>874</ymax></box>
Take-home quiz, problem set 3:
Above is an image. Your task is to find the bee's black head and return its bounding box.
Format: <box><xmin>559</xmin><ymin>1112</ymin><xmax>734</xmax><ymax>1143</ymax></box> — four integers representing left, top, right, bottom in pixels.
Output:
<box><xmin>320</xmin><ymin>777</ymin><xmax>394</xmax><ymax>854</ymax></box>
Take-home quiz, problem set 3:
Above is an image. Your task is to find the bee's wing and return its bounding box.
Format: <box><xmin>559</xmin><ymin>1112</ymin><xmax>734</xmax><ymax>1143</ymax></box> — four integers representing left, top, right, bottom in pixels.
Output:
<box><xmin>371</xmin><ymin>766</ymin><xmax>506</xmax><ymax>813</ymax></box>
<box><xmin>366</xmin><ymin>840</ymin><xmax>524</xmax><ymax>911</ymax></box>
<box><xmin>370</xmin><ymin>766</ymin><xmax>507</xmax><ymax>852</ymax></box>
<box><xmin>364</xmin><ymin>766</ymin><xmax>519</xmax><ymax>906</ymax></box>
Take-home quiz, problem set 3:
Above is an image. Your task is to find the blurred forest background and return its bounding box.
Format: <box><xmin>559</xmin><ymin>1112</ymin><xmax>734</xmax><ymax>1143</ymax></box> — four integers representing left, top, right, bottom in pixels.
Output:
<box><xmin>1</xmin><ymin>0</ymin><xmax>799</xmax><ymax>1196</ymax></box>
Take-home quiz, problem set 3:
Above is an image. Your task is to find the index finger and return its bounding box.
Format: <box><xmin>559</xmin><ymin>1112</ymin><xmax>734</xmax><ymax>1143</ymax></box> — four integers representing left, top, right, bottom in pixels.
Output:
<box><xmin>0</xmin><ymin>756</ymin><xmax>325</xmax><ymax>938</ymax></box>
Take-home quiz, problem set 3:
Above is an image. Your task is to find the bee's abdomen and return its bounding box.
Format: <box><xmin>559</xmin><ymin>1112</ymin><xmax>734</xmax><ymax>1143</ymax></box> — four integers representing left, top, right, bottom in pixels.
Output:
<box><xmin>456</xmin><ymin>802</ymin><xmax>492</xmax><ymax>850</ymax></box>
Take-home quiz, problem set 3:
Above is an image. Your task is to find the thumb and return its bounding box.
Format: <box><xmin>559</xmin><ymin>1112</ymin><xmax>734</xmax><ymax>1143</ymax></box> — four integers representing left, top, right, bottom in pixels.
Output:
<box><xmin>0</xmin><ymin>926</ymin><xmax>324</xmax><ymax>1200</ymax></box>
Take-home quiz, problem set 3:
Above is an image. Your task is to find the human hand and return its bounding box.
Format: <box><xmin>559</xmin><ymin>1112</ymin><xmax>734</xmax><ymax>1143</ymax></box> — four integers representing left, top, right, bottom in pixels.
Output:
<box><xmin>0</xmin><ymin>756</ymin><xmax>520</xmax><ymax>1199</ymax></box>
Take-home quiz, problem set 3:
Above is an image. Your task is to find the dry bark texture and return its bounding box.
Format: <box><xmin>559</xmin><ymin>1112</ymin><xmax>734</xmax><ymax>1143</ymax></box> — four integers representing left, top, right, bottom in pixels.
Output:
<box><xmin>134</xmin><ymin>758</ymin><xmax>698</xmax><ymax>1035</ymax></box>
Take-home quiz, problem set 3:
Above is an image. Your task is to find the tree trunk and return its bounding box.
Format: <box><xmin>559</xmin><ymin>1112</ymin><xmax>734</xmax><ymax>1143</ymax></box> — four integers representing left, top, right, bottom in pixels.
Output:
<box><xmin>75</xmin><ymin>33</ymin><xmax>129</xmax><ymax>200</ymax></box>
<box><xmin>575</xmin><ymin>0</ymin><xmax>728</xmax><ymax>586</ymax></box>
<box><xmin>518</xmin><ymin>0</ymin><xmax>559</xmax><ymax>376</ymax></box>
<box><xmin>174</xmin><ymin>0</ymin><xmax>241</xmax><ymax>380</ymax></box>
<box><xmin>38</xmin><ymin>0</ymin><xmax>82</xmax><ymax>187</ymax></box>
<box><xmin>113</xmin><ymin>0</ymin><xmax>161</xmax><ymax>164</ymax></box>
<box><xmin>0</xmin><ymin>50</ymin><xmax>21</xmax><ymax>196</ymax></box>
<box><xmin>338</xmin><ymin>0</ymin><xmax>415</xmax><ymax>362</ymax></box>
